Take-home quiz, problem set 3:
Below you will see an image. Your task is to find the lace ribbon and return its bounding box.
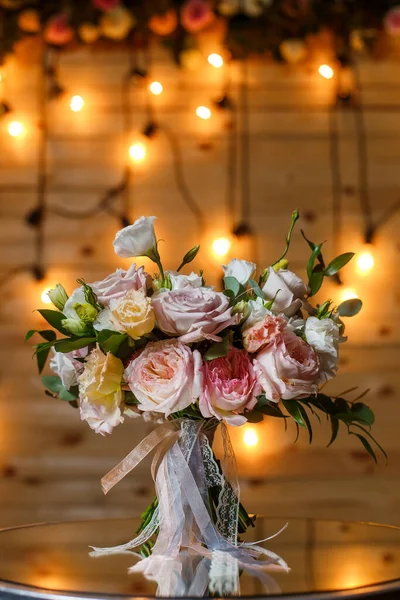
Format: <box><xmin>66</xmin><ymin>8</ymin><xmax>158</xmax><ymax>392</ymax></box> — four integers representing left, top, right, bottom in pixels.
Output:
<box><xmin>90</xmin><ymin>418</ymin><xmax>289</xmax><ymax>595</ymax></box>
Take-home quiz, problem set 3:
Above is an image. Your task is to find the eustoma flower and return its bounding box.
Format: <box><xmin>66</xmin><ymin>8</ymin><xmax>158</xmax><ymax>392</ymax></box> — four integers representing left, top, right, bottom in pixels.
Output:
<box><xmin>305</xmin><ymin>316</ymin><xmax>340</xmax><ymax>382</ymax></box>
<box><xmin>152</xmin><ymin>287</ymin><xmax>239</xmax><ymax>343</ymax></box>
<box><xmin>253</xmin><ymin>330</ymin><xmax>320</xmax><ymax>401</ymax></box>
<box><xmin>125</xmin><ymin>340</ymin><xmax>202</xmax><ymax>416</ymax></box>
<box><xmin>113</xmin><ymin>216</ymin><xmax>157</xmax><ymax>260</ymax></box>
<box><xmin>222</xmin><ymin>258</ymin><xmax>256</xmax><ymax>285</ymax></box>
<box><xmin>200</xmin><ymin>347</ymin><xmax>260</xmax><ymax>426</ymax></box>
<box><xmin>262</xmin><ymin>266</ymin><xmax>309</xmax><ymax>316</ymax></box>
<box><xmin>78</xmin><ymin>347</ymin><xmax>124</xmax><ymax>435</ymax></box>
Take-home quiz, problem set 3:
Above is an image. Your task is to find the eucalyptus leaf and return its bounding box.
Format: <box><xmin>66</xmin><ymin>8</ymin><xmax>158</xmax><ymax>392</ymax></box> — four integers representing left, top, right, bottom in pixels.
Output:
<box><xmin>203</xmin><ymin>337</ymin><xmax>230</xmax><ymax>361</ymax></box>
<box><xmin>338</xmin><ymin>298</ymin><xmax>363</xmax><ymax>317</ymax></box>
<box><xmin>248</xmin><ymin>279</ymin><xmax>265</xmax><ymax>299</ymax></box>
<box><xmin>324</xmin><ymin>252</ymin><xmax>354</xmax><ymax>276</ymax></box>
<box><xmin>223</xmin><ymin>276</ymin><xmax>241</xmax><ymax>297</ymax></box>
<box><xmin>41</xmin><ymin>375</ymin><xmax>63</xmax><ymax>394</ymax></box>
<box><xmin>59</xmin><ymin>387</ymin><xmax>79</xmax><ymax>401</ymax></box>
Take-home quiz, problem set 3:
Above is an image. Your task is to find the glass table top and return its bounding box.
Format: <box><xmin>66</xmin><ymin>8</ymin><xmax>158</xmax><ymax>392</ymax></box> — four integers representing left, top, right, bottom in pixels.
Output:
<box><xmin>0</xmin><ymin>517</ymin><xmax>399</xmax><ymax>599</ymax></box>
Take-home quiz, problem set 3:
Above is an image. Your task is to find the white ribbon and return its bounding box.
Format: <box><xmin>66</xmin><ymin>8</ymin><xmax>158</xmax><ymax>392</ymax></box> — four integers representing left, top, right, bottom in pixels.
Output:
<box><xmin>90</xmin><ymin>418</ymin><xmax>289</xmax><ymax>595</ymax></box>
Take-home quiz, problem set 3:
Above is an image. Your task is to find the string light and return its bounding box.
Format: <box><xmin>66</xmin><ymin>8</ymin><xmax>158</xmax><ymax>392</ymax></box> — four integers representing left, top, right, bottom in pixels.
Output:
<box><xmin>212</xmin><ymin>237</ymin><xmax>231</xmax><ymax>257</ymax></box>
<box><xmin>70</xmin><ymin>95</ymin><xmax>85</xmax><ymax>112</ymax></box>
<box><xmin>149</xmin><ymin>81</ymin><xmax>163</xmax><ymax>95</ymax></box>
<box><xmin>243</xmin><ymin>427</ymin><xmax>259</xmax><ymax>448</ymax></box>
<box><xmin>196</xmin><ymin>106</ymin><xmax>212</xmax><ymax>120</ymax></box>
<box><xmin>318</xmin><ymin>64</ymin><xmax>334</xmax><ymax>79</ymax></box>
<box><xmin>129</xmin><ymin>141</ymin><xmax>146</xmax><ymax>163</ymax></box>
<box><xmin>357</xmin><ymin>250</ymin><xmax>374</xmax><ymax>273</ymax></box>
<box><xmin>40</xmin><ymin>288</ymin><xmax>52</xmax><ymax>304</ymax></box>
<box><xmin>8</xmin><ymin>121</ymin><xmax>24</xmax><ymax>137</ymax></box>
<box><xmin>340</xmin><ymin>287</ymin><xmax>359</xmax><ymax>303</ymax></box>
<box><xmin>208</xmin><ymin>53</ymin><xmax>224</xmax><ymax>68</ymax></box>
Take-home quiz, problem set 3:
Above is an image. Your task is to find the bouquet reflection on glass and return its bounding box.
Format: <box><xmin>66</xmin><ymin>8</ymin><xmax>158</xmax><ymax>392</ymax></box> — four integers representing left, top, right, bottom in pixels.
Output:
<box><xmin>27</xmin><ymin>212</ymin><xmax>385</xmax><ymax>596</ymax></box>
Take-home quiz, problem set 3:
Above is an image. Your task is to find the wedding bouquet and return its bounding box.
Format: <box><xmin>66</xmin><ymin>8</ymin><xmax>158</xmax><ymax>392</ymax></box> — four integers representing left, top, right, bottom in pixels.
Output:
<box><xmin>28</xmin><ymin>211</ymin><xmax>384</xmax><ymax>594</ymax></box>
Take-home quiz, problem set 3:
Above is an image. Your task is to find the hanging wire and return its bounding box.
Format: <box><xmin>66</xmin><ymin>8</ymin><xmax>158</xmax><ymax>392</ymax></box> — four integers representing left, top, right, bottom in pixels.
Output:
<box><xmin>222</xmin><ymin>59</ymin><xmax>238</xmax><ymax>231</ymax></box>
<box><xmin>143</xmin><ymin>45</ymin><xmax>205</xmax><ymax>236</ymax></box>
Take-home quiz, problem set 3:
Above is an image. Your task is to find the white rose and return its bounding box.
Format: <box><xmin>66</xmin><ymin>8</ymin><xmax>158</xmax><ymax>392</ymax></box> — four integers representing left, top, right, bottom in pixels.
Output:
<box><xmin>113</xmin><ymin>216</ymin><xmax>157</xmax><ymax>259</ymax></box>
<box><xmin>50</xmin><ymin>350</ymin><xmax>78</xmax><ymax>390</ymax></box>
<box><xmin>167</xmin><ymin>271</ymin><xmax>203</xmax><ymax>290</ymax></box>
<box><xmin>222</xmin><ymin>258</ymin><xmax>256</xmax><ymax>285</ymax></box>
<box><xmin>262</xmin><ymin>267</ymin><xmax>309</xmax><ymax>317</ymax></box>
<box><xmin>305</xmin><ymin>316</ymin><xmax>340</xmax><ymax>382</ymax></box>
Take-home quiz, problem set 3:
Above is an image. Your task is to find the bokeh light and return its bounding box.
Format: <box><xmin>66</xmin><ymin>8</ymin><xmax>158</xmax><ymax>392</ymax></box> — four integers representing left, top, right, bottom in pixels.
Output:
<box><xmin>196</xmin><ymin>105</ymin><xmax>212</xmax><ymax>120</ymax></box>
<box><xmin>212</xmin><ymin>237</ymin><xmax>231</xmax><ymax>257</ymax></box>
<box><xmin>70</xmin><ymin>95</ymin><xmax>85</xmax><ymax>112</ymax></box>
<box><xmin>318</xmin><ymin>64</ymin><xmax>334</xmax><ymax>79</ymax></box>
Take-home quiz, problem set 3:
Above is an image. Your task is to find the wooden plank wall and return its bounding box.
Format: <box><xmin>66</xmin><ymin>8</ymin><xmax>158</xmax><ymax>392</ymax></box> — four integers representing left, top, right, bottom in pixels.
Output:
<box><xmin>0</xmin><ymin>45</ymin><xmax>399</xmax><ymax>530</ymax></box>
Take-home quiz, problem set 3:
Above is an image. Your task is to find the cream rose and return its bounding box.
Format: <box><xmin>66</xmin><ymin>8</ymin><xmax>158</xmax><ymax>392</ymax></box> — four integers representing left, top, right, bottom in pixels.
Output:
<box><xmin>109</xmin><ymin>289</ymin><xmax>155</xmax><ymax>339</ymax></box>
<box><xmin>125</xmin><ymin>339</ymin><xmax>202</xmax><ymax>416</ymax></box>
<box><xmin>78</xmin><ymin>347</ymin><xmax>124</xmax><ymax>435</ymax></box>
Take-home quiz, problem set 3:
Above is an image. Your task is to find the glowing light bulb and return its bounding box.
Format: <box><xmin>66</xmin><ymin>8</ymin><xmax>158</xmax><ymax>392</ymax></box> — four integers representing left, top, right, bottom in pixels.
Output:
<box><xmin>70</xmin><ymin>95</ymin><xmax>84</xmax><ymax>112</ymax></box>
<box><xmin>8</xmin><ymin>121</ymin><xmax>24</xmax><ymax>137</ymax></box>
<box><xmin>340</xmin><ymin>287</ymin><xmax>359</xmax><ymax>303</ymax></box>
<box><xmin>196</xmin><ymin>105</ymin><xmax>211</xmax><ymax>120</ymax></box>
<box><xmin>41</xmin><ymin>288</ymin><xmax>52</xmax><ymax>304</ymax></box>
<box><xmin>357</xmin><ymin>250</ymin><xmax>374</xmax><ymax>273</ymax></box>
<box><xmin>318</xmin><ymin>64</ymin><xmax>334</xmax><ymax>79</ymax></box>
<box><xmin>212</xmin><ymin>237</ymin><xmax>231</xmax><ymax>257</ymax></box>
<box><xmin>149</xmin><ymin>81</ymin><xmax>163</xmax><ymax>95</ymax></box>
<box><xmin>129</xmin><ymin>142</ymin><xmax>146</xmax><ymax>163</ymax></box>
<box><xmin>208</xmin><ymin>53</ymin><xmax>224</xmax><ymax>68</ymax></box>
<box><xmin>243</xmin><ymin>427</ymin><xmax>259</xmax><ymax>448</ymax></box>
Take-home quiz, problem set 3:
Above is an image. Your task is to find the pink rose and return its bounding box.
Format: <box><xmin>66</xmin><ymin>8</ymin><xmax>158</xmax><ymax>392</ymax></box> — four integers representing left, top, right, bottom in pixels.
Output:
<box><xmin>91</xmin><ymin>264</ymin><xmax>151</xmax><ymax>306</ymax></box>
<box><xmin>44</xmin><ymin>14</ymin><xmax>74</xmax><ymax>46</ymax></box>
<box><xmin>200</xmin><ymin>347</ymin><xmax>260</xmax><ymax>426</ymax></box>
<box><xmin>93</xmin><ymin>0</ymin><xmax>120</xmax><ymax>11</ymax></box>
<box><xmin>385</xmin><ymin>7</ymin><xmax>400</xmax><ymax>36</ymax></box>
<box><xmin>254</xmin><ymin>331</ymin><xmax>320</xmax><ymax>401</ymax></box>
<box><xmin>243</xmin><ymin>314</ymin><xmax>287</xmax><ymax>354</ymax></box>
<box><xmin>181</xmin><ymin>0</ymin><xmax>215</xmax><ymax>33</ymax></box>
<box><xmin>152</xmin><ymin>288</ymin><xmax>239</xmax><ymax>344</ymax></box>
<box><xmin>125</xmin><ymin>340</ymin><xmax>202</xmax><ymax>416</ymax></box>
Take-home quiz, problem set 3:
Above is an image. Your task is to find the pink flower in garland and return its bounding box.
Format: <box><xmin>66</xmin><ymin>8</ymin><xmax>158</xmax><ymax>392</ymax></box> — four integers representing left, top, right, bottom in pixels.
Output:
<box><xmin>384</xmin><ymin>6</ymin><xmax>400</xmax><ymax>36</ymax></box>
<box><xmin>44</xmin><ymin>14</ymin><xmax>74</xmax><ymax>46</ymax></box>
<box><xmin>93</xmin><ymin>0</ymin><xmax>120</xmax><ymax>11</ymax></box>
<box><xmin>199</xmin><ymin>347</ymin><xmax>260</xmax><ymax>426</ymax></box>
<box><xmin>181</xmin><ymin>0</ymin><xmax>215</xmax><ymax>33</ymax></box>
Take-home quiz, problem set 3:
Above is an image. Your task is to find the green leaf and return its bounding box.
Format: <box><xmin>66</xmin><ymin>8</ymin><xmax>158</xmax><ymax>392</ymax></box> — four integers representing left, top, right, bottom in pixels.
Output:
<box><xmin>272</xmin><ymin>209</ymin><xmax>299</xmax><ymax>266</ymax></box>
<box><xmin>324</xmin><ymin>252</ymin><xmax>354</xmax><ymax>276</ymax></box>
<box><xmin>125</xmin><ymin>391</ymin><xmax>139</xmax><ymax>405</ymax></box>
<box><xmin>301</xmin><ymin>229</ymin><xmax>318</xmax><ymax>252</ymax></box>
<box><xmin>37</xmin><ymin>309</ymin><xmax>68</xmax><ymax>334</ymax></box>
<box><xmin>338</xmin><ymin>298</ymin><xmax>363</xmax><ymax>317</ymax></box>
<box><xmin>307</xmin><ymin>243</ymin><xmax>324</xmax><ymax>279</ymax></box>
<box><xmin>223</xmin><ymin>276</ymin><xmax>241</xmax><ymax>297</ymax></box>
<box><xmin>328</xmin><ymin>416</ymin><xmax>339</xmax><ymax>447</ymax></box>
<box><xmin>26</xmin><ymin>330</ymin><xmax>37</xmax><ymax>342</ymax></box>
<box><xmin>350</xmin><ymin>432</ymin><xmax>377</xmax><ymax>464</ymax></box>
<box><xmin>245</xmin><ymin>411</ymin><xmax>264</xmax><ymax>423</ymax></box>
<box><xmin>38</xmin><ymin>330</ymin><xmax>57</xmax><ymax>342</ymax></box>
<box><xmin>248</xmin><ymin>279</ymin><xmax>265</xmax><ymax>299</ymax></box>
<box><xmin>282</xmin><ymin>400</ymin><xmax>306</xmax><ymax>428</ymax></box>
<box><xmin>76</xmin><ymin>279</ymin><xmax>103</xmax><ymax>311</ymax></box>
<box><xmin>203</xmin><ymin>337</ymin><xmax>230</xmax><ymax>361</ymax></box>
<box><xmin>351</xmin><ymin>424</ymin><xmax>388</xmax><ymax>463</ymax></box>
<box><xmin>351</xmin><ymin>402</ymin><xmax>375</xmax><ymax>426</ymax></box>
<box><xmin>308</xmin><ymin>268</ymin><xmax>324</xmax><ymax>296</ymax></box>
<box><xmin>298</xmin><ymin>404</ymin><xmax>313</xmax><ymax>443</ymax></box>
<box><xmin>223</xmin><ymin>289</ymin><xmax>236</xmax><ymax>304</ymax></box>
<box><xmin>257</xmin><ymin>398</ymin><xmax>287</xmax><ymax>419</ymax></box>
<box><xmin>97</xmin><ymin>330</ymin><xmax>128</xmax><ymax>355</ymax></box>
<box><xmin>36</xmin><ymin>344</ymin><xmax>51</xmax><ymax>373</ymax></box>
<box><xmin>41</xmin><ymin>375</ymin><xmax>63</xmax><ymax>394</ymax></box>
<box><xmin>54</xmin><ymin>337</ymin><xmax>96</xmax><ymax>353</ymax></box>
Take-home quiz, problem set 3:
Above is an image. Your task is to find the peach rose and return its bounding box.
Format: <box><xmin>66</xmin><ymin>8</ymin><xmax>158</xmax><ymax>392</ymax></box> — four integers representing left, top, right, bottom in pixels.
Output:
<box><xmin>243</xmin><ymin>313</ymin><xmax>287</xmax><ymax>354</ymax></box>
<box><xmin>253</xmin><ymin>331</ymin><xmax>320</xmax><ymax>401</ymax></box>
